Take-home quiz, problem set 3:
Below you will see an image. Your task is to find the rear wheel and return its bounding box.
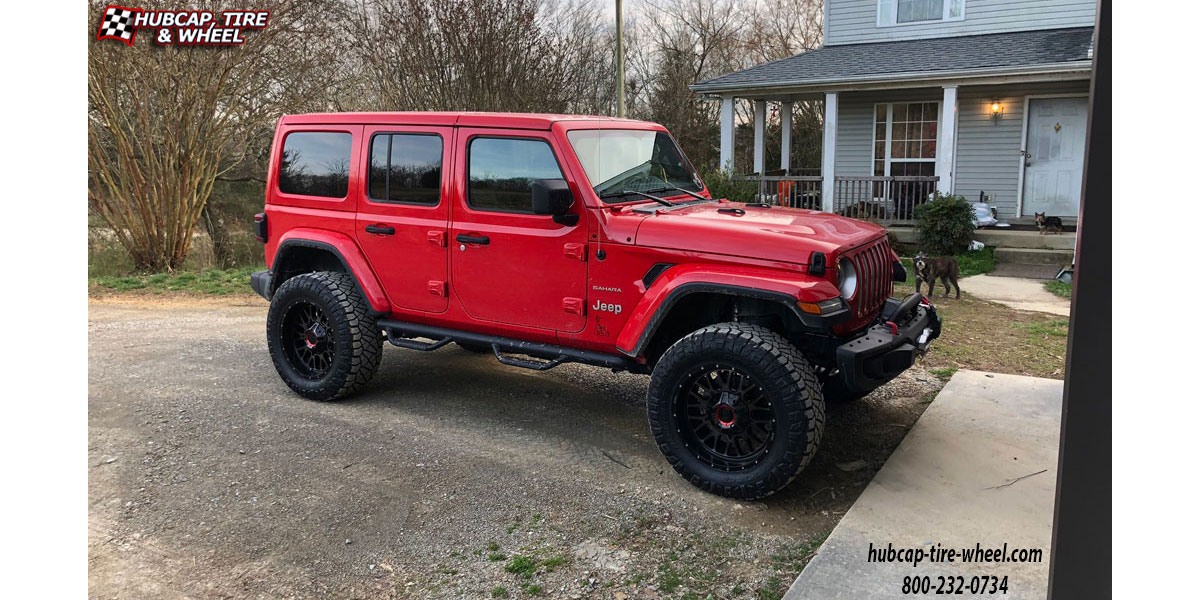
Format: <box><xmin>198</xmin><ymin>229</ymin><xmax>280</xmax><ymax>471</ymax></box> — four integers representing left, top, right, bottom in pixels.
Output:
<box><xmin>267</xmin><ymin>271</ymin><xmax>382</xmax><ymax>401</ymax></box>
<box><xmin>647</xmin><ymin>323</ymin><xmax>825</xmax><ymax>499</ymax></box>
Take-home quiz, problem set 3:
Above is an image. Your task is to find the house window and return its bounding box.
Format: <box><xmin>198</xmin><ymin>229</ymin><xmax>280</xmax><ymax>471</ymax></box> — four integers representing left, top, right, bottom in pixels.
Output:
<box><xmin>873</xmin><ymin>102</ymin><xmax>938</xmax><ymax>178</ymax></box>
<box><xmin>877</xmin><ymin>0</ymin><xmax>964</xmax><ymax>26</ymax></box>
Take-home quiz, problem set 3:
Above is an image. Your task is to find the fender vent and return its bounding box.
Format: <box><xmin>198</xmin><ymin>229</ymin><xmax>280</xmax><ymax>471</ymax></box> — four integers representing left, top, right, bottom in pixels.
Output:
<box><xmin>642</xmin><ymin>263</ymin><xmax>674</xmax><ymax>289</ymax></box>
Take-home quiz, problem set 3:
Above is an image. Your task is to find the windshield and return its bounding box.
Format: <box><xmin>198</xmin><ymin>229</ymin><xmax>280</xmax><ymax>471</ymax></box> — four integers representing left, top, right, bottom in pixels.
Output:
<box><xmin>567</xmin><ymin>129</ymin><xmax>703</xmax><ymax>202</ymax></box>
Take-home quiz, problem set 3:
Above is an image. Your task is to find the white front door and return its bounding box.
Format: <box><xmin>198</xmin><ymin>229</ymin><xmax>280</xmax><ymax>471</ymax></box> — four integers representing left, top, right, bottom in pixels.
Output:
<box><xmin>1022</xmin><ymin>97</ymin><xmax>1088</xmax><ymax>218</ymax></box>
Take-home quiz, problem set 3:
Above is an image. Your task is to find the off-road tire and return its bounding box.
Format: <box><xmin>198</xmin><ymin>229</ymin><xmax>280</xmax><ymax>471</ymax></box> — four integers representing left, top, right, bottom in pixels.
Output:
<box><xmin>646</xmin><ymin>323</ymin><xmax>825</xmax><ymax>500</ymax></box>
<box><xmin>456</xmin><ymin>341</ymin><xmax>493</xmax><ymax>354</ymax></box>
<box><xmin>267</xmin><ymin>271</ymin><xmax>383</xmax><ymax>401</ymax></box>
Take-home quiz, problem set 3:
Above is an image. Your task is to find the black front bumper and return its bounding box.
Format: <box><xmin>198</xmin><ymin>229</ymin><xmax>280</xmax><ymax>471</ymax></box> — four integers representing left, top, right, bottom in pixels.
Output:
<box><xmin>250</xmin><ymin>270</ymin><xmax>273</xmax><ymax>301</ymax></box>
<box><xmin>835</xmin><ymin>293</ymin><xmax>941</xmax><ymax>395</ymax></box>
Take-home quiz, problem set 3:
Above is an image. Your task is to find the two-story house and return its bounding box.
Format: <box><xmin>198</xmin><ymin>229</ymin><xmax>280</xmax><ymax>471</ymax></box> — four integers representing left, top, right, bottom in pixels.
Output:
<box><xmin>691</xmin><ymin>0</ymin><xmax>1096</xmax><ymax>224</ymax></box>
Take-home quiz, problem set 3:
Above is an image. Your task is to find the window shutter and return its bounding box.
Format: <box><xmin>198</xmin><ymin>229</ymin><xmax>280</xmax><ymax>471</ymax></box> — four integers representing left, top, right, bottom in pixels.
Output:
<box><xmin>877</xmin><ymin>0</ymin><xmax>895</xmax><ymax>26</ymax></box>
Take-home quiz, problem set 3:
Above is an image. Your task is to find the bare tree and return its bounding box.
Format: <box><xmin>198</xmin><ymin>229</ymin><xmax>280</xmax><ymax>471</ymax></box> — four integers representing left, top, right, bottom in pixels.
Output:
<box><xmin>344</xmin><ymin>0</ymin><xmax>615</xmax><ymax>114</ymax></box>
<box><xmin>87</xmin><ymin>0</ymin><xmax>344</xmax><ymax>271</ymax></box>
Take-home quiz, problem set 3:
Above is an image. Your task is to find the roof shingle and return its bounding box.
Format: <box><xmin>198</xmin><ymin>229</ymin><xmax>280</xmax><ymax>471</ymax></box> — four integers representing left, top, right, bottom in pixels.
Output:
<box><xmin>692</xmin><ymin>27</ymin><xmax>1093</xmax><ymax>92</ymax></box>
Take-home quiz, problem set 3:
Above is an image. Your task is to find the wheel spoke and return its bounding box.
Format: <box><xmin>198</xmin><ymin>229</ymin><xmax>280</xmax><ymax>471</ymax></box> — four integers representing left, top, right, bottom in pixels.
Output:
<box><xmin>674</xmin><ymin>364</ymin><xmax>776</xmax><ymax>471</ymax></box>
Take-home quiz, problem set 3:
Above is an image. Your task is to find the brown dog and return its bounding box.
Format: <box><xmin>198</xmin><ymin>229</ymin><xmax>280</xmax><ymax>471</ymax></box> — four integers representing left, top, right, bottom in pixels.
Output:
<box><xmin>1035</xmin><ymin>212</ymin><xmax>1064</xmax><ymax>234</ymax></box>
<box><xmin>914</xmin><ymin>253</ymin><xmax>960</xmax><ymax>299</ymax></box>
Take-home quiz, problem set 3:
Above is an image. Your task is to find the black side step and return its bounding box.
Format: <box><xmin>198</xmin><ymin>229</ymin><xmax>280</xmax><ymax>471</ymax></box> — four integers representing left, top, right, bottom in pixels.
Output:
<box><xmin>492</xmin><ymin>345</ymin><xmax>568</xmax><ymax>371</ymax></box>
<box><xmin>377</xmin><ymin>319</ymin><xmax>639</xmax><ymax>372</ymax></box>
<box><xmin>388</xmin><ymin>336</ymin><xmax>453</xmax><ymax>352</ymax></box>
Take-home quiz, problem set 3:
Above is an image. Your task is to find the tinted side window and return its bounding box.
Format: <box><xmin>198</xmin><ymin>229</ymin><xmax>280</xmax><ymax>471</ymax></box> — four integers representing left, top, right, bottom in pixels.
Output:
<box><xmin>468</xmin><ymin>137</ymin><xmax>563</xmax><ymax>213</ymax></box>
<box><xmin>278</xmin><ymin>132</ymin><xmax>352</xmax><ymax>198</ymax></box>
<box><xmin>368</xmin><ymin>133</ymin><xmax>443</xmax><ymax>205</ymax></box>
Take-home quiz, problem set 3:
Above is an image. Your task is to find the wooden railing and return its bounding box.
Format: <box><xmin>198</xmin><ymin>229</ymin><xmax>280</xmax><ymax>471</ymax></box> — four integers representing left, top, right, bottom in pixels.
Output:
<box><xmin>833</xmin><ymin>176</ymin><xmax>939</xmax><ymax>224</ymax></box>
<box><xmin>738</xmin><ymin>173</ymin><xmax>939</xmax><ymax>225</ymax></box>
<box><xmin>744</xmin><ymin>174</ymin><xmax>823</xmax><ymax>210</ymax></box>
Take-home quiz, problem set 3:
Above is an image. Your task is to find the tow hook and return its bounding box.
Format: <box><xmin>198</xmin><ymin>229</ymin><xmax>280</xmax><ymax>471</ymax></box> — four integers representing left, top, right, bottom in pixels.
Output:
<box><xmin>884</xmin><ymin>321</ymin><xmax>899</xmax><ymax>336</ymax></box>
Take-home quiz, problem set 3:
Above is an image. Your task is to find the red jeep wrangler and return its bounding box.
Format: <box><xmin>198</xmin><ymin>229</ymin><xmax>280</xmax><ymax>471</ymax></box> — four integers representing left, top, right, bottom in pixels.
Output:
<box><xmin>251</xmin><ymin>112</ymin><xmax>940</xmax><ymax>499</ymax></box>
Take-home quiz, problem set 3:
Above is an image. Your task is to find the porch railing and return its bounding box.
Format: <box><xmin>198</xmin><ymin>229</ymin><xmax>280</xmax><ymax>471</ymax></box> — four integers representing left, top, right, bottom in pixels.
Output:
<box><xmin>744</xmin><ymin>174</ymin><xmax>823</xmax><ymax>210</ymax></box>
<box><xmin>833</xmin><ymin>176</ymin><xmax>939</xmax><ymax>225</ymax></box>
<box><xmin>739</xmin><ymin>174</ymin><xmax>939</xmax><ymax>225</ymax></box>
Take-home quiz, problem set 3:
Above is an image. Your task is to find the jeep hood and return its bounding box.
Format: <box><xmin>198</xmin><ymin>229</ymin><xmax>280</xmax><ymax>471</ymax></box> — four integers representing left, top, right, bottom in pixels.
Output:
<box><xmin>632</xmin><ymin>202</ymin><xmax>885</xmax><ymax>265</ymax></box>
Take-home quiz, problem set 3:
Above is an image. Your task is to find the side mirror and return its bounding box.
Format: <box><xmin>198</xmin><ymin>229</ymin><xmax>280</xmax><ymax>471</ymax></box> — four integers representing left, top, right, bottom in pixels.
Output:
<box><xmin>531</xmin><ymin>179</ymin><xmax>573</xmax><ymax>216</ymax></box>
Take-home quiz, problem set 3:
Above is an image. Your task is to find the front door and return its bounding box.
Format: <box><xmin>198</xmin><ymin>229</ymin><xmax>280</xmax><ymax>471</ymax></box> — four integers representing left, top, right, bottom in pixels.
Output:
<box><xmin>355</xmin><ymin>125</ymin><xmax>452</xmax><ymax>313</ymax></box>
<box><xmin>1022</xmin><ymin>97</ymin><xmax>1087</xmax><ymax>218</ymax></box>
<box><xmin>450</xmin><ymin>129</ymin><xmax>589</xmax><ymax>334</ymax></box>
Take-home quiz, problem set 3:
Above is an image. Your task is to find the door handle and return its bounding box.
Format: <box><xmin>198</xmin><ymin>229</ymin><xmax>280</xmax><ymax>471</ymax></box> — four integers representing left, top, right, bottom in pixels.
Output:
<box><xmin>365</xmin><ymin>224</ymin><xmax>395</xmax><ymax>235</ymax></box>
<box><xmin>455</xmin><ymin>234</ymin><xmax>490</xmax><ymax>245</ymax></box>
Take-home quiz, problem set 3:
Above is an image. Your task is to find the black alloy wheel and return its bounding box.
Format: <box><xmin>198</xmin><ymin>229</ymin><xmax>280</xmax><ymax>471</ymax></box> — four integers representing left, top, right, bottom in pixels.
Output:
<box><xmin>281</xmin><ymin>300</ymin><xmax>336</xmax><ymax>379</ymax></box>
<box><xmin>675</xmin><ymin>364</ymin><xmax>776</xmax><ymax>471</ymax></box>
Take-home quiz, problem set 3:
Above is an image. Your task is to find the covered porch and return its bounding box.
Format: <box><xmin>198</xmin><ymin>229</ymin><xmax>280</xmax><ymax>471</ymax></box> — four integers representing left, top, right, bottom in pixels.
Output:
<box><xmin>692</xmin><ymin>28</ymin><xmax>1095</xmax><ymax>225</ymax></box>
<box><xmin>718</xmin><ymin>90</ymin><xmax>947</xmax><ymax>225</ymax></box>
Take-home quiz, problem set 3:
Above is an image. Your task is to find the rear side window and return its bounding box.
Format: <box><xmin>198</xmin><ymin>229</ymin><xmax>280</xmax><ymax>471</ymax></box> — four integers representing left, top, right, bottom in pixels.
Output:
<box><xmin>368</xmin><ymin>134</ymin><xmax>443</xmax><ymax>205</ymax></box>
<box><xmin>468</xmin><ymin>137</ymin><xmax>563</xmax><ymax>213</ymax></box>
<box><xmin>278</xmin><ymin>132</ymin><xmax>353</xmax><ymax>198</ymax></box>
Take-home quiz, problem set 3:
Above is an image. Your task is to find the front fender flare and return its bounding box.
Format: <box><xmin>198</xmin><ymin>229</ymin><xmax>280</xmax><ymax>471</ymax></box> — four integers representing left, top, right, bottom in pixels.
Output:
<box><xmin>614</xmin><ymin>264</ymin><xmax>842</xmax><ymax>357</ymax></box>
<box><xmin>271</xmin><ymin>228</ymin><xmax>391</xmax><ymax>314</ymax></box>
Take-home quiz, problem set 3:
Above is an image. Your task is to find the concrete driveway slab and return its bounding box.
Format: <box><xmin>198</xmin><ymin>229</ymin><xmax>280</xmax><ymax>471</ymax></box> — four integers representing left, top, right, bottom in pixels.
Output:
<box><xmin>786</xmin><ymin>371</ymin><xmax>1063</xmax><ymax>600</ymax></box>
<box><xmin>959</xmin><ymin>274</ymin><xmax>1071</xmax><ymax>316</ymax></box>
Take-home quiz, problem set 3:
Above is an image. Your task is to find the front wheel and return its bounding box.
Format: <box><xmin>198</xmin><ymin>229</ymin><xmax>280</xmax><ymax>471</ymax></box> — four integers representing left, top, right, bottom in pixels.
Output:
<box><xmin>266</xmin><ymin>271</ymin><xmax>383</xmax><ymax>401</ymax></box>
<box><xmin>646</xmin><ymin>323</ymin><xmax>825</xmax><ymax>500</ymax></box>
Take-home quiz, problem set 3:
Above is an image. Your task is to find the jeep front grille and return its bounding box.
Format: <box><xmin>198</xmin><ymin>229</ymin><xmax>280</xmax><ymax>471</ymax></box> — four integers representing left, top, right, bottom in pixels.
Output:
<box><xmin>846</xmin><ymin>237</ymin><xmax>894</xmax><ymax>321</ymax></box>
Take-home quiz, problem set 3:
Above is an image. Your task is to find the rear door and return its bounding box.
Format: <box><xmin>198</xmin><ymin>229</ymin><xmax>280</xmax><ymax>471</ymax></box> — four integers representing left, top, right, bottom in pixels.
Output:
<box><xmin>450</xmin><ymin>129</ymin><xmax>589</xmax><ymax>333</ymax></box>
<box><xmin>355</xmin><ymin>125</ymin><xmax>453</xmax><ymax>313</ymax></box>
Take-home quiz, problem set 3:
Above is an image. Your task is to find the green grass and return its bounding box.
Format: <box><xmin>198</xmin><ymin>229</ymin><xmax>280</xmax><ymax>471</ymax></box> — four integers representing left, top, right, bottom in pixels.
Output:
<box><xmin>520</xmin><ymin>583</ymin><xmax>542</xmax><ymax>595</ymax></box>
<box><xmin>954</xmin><ymin>247</ymin><xmax>996</xmax><ymax>277</ymax></box>
<box><xmin>540</xmin><ymin>554</ymin><xmax>568</xmax><ymax>572</ymax></box>
<box><xmin>756</xmin><ymin>576</ymin><xmax>785</xmax><ymax>600</ymax></box>
<box><xmin>929</xmin><ymin>366</ymin><xmax>958</xmax><ymax>381</ymax></box>
<box><xmin>657</xmin><ymin>561</ymin><xmax>683</xmax><ymax>594</ymax></box>
<box><xmin>487</xmin><ymin>552</ymin><xmax>507</xmax><ymax>562</ymax></box>
<box><xmin>491</xmin><ymin>586</ymin><xmax>509</xmax><ymax>598</ymax></box>
<box><xmin>1044</xmin><ymin>280</ymin><xmax>1072</xmax><ymax>298</ymax></box>
<box><xmin>504</xmin><ymin>556</ymin><xmax>537</xmax><ymax>579</ymax></box>
<box><xmin>90</xmin><ymin>266</ymin><xmax>261</xmax><ymax>296</ymax></box>
<box><xmin>1020</xmin><ymin>319</ymin><xmax>1070</xmax><ymax>339</ymax></box>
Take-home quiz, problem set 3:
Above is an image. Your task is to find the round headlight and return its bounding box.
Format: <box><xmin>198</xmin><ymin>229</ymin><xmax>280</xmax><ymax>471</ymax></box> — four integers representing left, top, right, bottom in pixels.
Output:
<box><xmin>837</xmin><ymin>258</ymin><xmax>857</xmax><ymax>299</ymax></box>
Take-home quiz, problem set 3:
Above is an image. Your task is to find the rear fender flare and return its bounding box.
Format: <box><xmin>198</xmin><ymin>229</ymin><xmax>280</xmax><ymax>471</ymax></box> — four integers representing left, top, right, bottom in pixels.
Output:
<box><xmin>614</xmin><ymin>264</ymin><xmax>842</xmax><ymax>357</ymax></box>
<box><xmin>270</xmin><ymin>229</ymin><xmax>391</xmax><ymax>314</ymax></box>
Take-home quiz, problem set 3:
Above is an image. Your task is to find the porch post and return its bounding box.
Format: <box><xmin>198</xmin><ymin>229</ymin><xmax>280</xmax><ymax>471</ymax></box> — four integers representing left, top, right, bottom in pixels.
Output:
<box><xmin>752</xmin><ymin>99</ymin><xmax>766</xmax><ymax>175</ymax></box>
<box><xmin>937</xmin><ymin>85</ymin><xmax>958</xmax><ymax>195</ymax></box>
<box><xmin>720</xmin><ymin>96</ymin><xmax>735</xmax><ymax>173</ymax></box>
<box><xmin>821</xmin><ymin>92</ymin><xmax>838</xmax><ymax>212</ymax></box>
<box><xmin>780</xmin><ymin>102</ymin><xmax>793</xmax><ymax>172</ymax></box>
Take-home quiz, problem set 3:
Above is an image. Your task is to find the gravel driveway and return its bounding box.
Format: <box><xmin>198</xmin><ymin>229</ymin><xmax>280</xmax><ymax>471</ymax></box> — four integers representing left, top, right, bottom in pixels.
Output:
<box><xmin>88</xmin><ymin>296</ymin><xmax>942</xmax><ymax>599</ymax></box>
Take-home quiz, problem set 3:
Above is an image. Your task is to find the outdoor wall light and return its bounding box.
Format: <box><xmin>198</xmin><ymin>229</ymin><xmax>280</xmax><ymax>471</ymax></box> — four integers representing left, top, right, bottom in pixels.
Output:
<box><xmin>990</xmin><ymin>101</ymin><xmax>1005</xmax><ymax>121</ymax></box>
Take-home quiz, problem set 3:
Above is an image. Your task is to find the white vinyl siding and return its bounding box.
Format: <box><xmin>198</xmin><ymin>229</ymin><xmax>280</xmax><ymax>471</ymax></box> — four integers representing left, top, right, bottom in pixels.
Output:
<box><xmin>829</xmin><ymin>0</ymin><xmax>1096</xmax><ymax>46</ymax></box>
<box><xmin>952</xmin><ymin>80</ymin><xmax>1089</xmax><ymax>218</ymax></box>
<box><xmin>833</xmin><ymin>81</ymin><xmax>1088</xmax><ymax>219</ymax></box>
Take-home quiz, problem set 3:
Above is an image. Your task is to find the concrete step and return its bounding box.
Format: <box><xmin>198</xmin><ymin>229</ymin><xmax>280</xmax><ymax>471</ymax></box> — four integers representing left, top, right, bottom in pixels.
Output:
<box><xmin>888</xmin><ymin>227</ymin><xmax>1076</xmax><ymax>250</ymax></box>
<box><xmin>994</xmin><ymin>247</ymin><xmax>1074</xmax><ymax>265</ymax></box>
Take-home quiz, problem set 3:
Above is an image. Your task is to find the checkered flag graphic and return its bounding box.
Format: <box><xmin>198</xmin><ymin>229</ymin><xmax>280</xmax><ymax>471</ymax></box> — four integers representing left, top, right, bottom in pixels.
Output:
<box><xmin>97</xmin><ymin>6</ymin><xmax>139</xmax><ymax>45</ymax></box>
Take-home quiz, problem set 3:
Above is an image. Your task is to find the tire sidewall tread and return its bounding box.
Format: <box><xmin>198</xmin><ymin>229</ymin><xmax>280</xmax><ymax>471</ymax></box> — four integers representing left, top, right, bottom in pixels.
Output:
<box><xmin>646</xmin><ymin>322</ymin><xmax>826</xmax><ymax>500</ymax></box>
<box><xmin>266</xmin><ymin>271</ymin><xmax>382</xmax><ymax>402</ymax></box>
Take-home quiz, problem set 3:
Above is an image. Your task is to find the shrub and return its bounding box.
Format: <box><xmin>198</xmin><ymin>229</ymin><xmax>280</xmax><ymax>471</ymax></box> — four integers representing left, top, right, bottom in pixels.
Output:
<box><xmin>698</xmin><ymin>167</ymin><xmax>757</xmax><ymax>204</ymax></box>
<box><xmin>915</xmin><ymin>193</ymin><xmax>975</xmax><ymax>255</ymax></box>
